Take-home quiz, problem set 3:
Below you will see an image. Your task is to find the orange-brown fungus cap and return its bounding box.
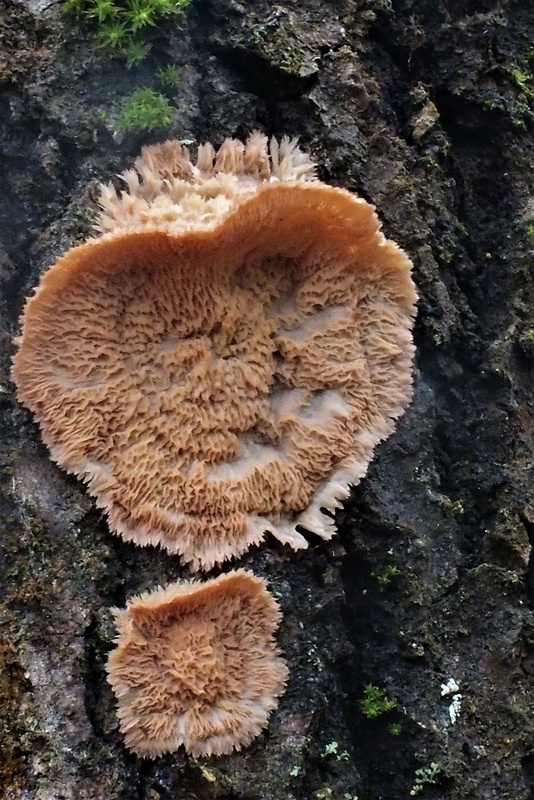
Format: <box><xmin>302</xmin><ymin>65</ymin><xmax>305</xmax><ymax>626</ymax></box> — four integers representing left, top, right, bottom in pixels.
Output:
<box><xmin>12</xmin><ymin>133</ymin><xmax>417</xmax><ymax>569</ymax></box>
<box><xmin>106</xmin><ymin>569</ymin><xmax>287</xmax><ymax>758</ymax></box>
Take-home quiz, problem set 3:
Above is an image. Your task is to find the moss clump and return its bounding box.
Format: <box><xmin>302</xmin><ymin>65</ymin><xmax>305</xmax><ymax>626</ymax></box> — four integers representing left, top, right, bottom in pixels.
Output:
<box><xmin>510</xmin><ymin>65</ymin><xmax>534</xmax><ymax>96</ymax></box>
<box><xmin>359</xmin><ymin>684</ymin><xmax>397</xmax><ymax>718</ymax></box>
<box><xmin>371</xmin><ymin>564</ymin><xmax>401</xmax><ymax>591</ymax></box>
<box><xmin>156</xmin><ymin>64</ymin><xmax>182</xmax><ymax>89</ymax></box>
<box><xmin>62</xmin><ymin>0</ymin><xmax>191</xmax><ymax>66</ymax></box>
<box><xmin>117</xmin><ymin>87</ymin><xmax>172</xmax><ymax>132</ymax></box>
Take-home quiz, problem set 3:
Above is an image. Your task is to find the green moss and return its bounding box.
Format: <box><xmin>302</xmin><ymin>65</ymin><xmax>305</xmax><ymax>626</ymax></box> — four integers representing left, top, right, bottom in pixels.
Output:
<box><xmin>510</xmin><ymin>66</ymin><xmax>534</xmax><ymax>96</ymax></box>
<box><xmin>156</xmin><ymin>64</ymin><xmax>182</xmax><ymax>89</ymax></box>
<box><xmin>62</xmin><ymin>0</ymin><xmax>191</xmax><ymax>65</ymax></box>
<box><xmin>371</xmin><ymin>564</ymin><xmax>401</xmax><ymax>591</ymax></box>
<box><xmin>359</xmin><ymin>684</ymin><xmax>397</xmax><ymax>718</ymax></box>
<box><xmin>117</xmin><ymin>87</ymin><xmax>172</xmax><ymax>132</ymax></box>
<box><xmin>116</xmin><ymin>37</ymin><xmax>151</xmax><ymax>68</ymax></box>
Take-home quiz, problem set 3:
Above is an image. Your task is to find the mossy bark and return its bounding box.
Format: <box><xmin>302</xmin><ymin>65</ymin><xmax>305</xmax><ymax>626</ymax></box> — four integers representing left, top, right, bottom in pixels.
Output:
<box><xmin>1</xmin><ymin>0</ymin><xmax>533</xmax><ymax>798</ymax></box>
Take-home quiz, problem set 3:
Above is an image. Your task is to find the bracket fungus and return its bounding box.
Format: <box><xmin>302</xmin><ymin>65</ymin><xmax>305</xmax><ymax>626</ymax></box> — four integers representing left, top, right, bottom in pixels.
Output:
<box><xmin>106</xmin><ymin>569</ymin><xmax>287</xmax><ymax>757</ymax></box>
<box><xmin>12</xmin><ymin>132</ymin><xmax>417</xmax><ymax>570</ymax></box>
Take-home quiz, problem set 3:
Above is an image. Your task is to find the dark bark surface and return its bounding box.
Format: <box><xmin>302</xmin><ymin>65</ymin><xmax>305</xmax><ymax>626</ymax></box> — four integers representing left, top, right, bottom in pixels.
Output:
<box><xmin>1</xmin><ymin>0</ymin><xmax>533</xmax><ymax>798</ymax></box>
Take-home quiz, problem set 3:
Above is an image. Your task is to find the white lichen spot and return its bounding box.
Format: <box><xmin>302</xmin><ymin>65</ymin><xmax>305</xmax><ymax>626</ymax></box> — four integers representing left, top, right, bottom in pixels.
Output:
<box><xmin>448</xmin><ymin>693</ymin><xmax>462</xmax><ymax>724</ymax></box>
<box><xmin>440</xmin><ymin>677</ymin><xmax>460</xmax><ymax>696</ymax></box>
<box><xmin>440</xmin><ymin>677</ymin><xmax>462</xmax><ymax>724</ymax></box>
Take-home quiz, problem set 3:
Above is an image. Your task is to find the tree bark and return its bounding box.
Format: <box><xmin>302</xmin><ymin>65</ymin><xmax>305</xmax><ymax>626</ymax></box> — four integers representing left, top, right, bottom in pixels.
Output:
<box><xmin>1</xmin><ymin>0</ymin><xmax>533</xmax><ymax>798</ymax></box>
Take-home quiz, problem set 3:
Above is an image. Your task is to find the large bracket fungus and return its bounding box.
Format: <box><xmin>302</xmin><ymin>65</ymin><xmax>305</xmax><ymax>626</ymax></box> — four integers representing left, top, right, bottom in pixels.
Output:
<box><xmin>12</xmin><ymin>133</ymin><xmax>417</xmax><ymax>570</ymax></box>
<box><xmin>106</xmin><ymin>570</ymin><xmax>287</xmax><ymax>758</ymax></box>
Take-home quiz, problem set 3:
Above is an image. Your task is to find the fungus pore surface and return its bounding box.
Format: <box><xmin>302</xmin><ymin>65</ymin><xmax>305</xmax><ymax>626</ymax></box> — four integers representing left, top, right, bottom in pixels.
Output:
<box><xmin>106</xmin><ymin>569</ymin><xmax>287</xmax><ymax>758</ymax></box>
<box><xmin>12</xmin><ymin>133</ymin><xmax>418</xmax><ymax>569</ymax></box>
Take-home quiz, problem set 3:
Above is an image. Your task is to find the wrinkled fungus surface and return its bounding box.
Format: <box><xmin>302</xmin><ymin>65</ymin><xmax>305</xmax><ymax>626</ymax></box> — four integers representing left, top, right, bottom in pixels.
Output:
<box><xmin>106</xmin><ymin>569</ymin><xmax>287</xmax><ymax>758</ymax></box>
<box><xmin>12</xmin><ymin>133</ymin><xmax>417</xmax><ymax>569</ymax></box>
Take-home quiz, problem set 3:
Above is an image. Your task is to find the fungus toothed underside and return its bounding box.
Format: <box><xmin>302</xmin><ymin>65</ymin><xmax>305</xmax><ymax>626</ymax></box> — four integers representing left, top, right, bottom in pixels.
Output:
<box><xmin>106</xmin><ymin>570</ymin><xmax>287</xmax><ymax>758</ymax></box>
<box><xmin>12</xmin><ymin>133</ymin><xmax>418</xmax><ymax>570</ymax></box>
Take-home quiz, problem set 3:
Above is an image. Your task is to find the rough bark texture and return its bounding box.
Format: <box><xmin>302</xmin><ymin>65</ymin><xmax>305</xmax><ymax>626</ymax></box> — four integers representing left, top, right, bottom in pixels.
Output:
<box><xmin>1</xmin><ymin>0</ymin><xmax>533</xmax><ymax>798</ymax></box>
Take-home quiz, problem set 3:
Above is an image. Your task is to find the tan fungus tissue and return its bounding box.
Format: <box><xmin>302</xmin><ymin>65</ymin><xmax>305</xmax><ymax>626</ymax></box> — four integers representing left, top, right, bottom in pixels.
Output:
<box><xmin>12</xmin><ymin>132</ymin><xmax>417</xmax><ymax>570</ymax></box>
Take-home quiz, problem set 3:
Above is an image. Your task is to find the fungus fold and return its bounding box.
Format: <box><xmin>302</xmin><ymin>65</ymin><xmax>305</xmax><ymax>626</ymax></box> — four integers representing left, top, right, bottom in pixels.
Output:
<box><xmin>106</xmin><ymin>569</ymin><xmax>287</xmax><ymax>757</ymax></box>
<box><xmin>12</xmin><ymin>133</ymin><xmax>417</xmax><ymax>569</ymax></box>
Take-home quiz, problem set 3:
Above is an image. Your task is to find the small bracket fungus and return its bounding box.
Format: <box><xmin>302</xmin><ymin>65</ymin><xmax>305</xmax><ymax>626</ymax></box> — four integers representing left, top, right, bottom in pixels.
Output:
<box><xmin>106</xmin><ymin>569</ymin><xmax>287</xmax><ymax>758</ymax></box>
<box><xmin>12</xmin><ymin>133</ymin><xmax>417</xmax><ymax>569</ymax></box>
